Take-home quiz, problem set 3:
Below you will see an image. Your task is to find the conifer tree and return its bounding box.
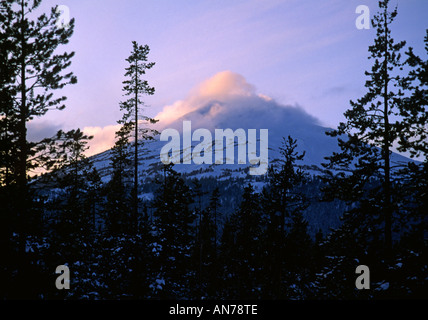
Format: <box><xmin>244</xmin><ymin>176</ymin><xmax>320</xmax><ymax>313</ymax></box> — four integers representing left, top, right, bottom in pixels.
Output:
<box><xmin>397</xmin><ymin>30</ymin><xmax>428</xmax><ymax>159</ymax></box>
<box><xmin>191</xmin><ymin>179</ymin><xmax>205</xmax><ymax>296</ymax></box>
<box><xmin>197</xmin><ymin>203</ymin><xmax>216</xmax><ymax>297</ymax></box>
<box><xmin>231</xmin><ymin>183</ymin><xmax>264</xmax><ymax>299</ymax></box>
<box><xmin>48</xmin><ymin>129</ymin><xmax>95</xmax><ymax>245</ymax></box>
<box><xmin>319</xmin><ymin>2</ymin><xmax>428</xmax><ymax>298</ymax></box>
<box><xmin>119</xmin><ymin>41</ymin><xmax>157</xmax><ymax>231</ymax></box>
<box><xmin>391</xmin><ymin>31</ymin><xmax>428</xmax><ymax>298</ymax></box>
<box><xmin>100</xmin><ymin>122</ymin><xmax>153</xmax><ymax>298</ymax></box>
<box><xmin>104</xmin><ymin>122</ymin><xmax>133</xmax><ymax>234</ymax></box>
<box><xmin>208</xmin><ymin>187</ymin><xmax>221</xmax><ymax>259</ymax></box>
<box><xmin>323</xmin><ymin>0</ymin><xmax>407</xmax><ymax>254</ymax></box>
<box><xmin>196</xmin><ymin>187</ymin><xmax>221</xmax><ymax>297</ymax></box>
<box><xmin>396</xmin><ymin>30</ymin><xmax>427</xmax><ymax>250</ymax></box>
<box><xmin>284</xmin><ymin>210</ymin><xmax>312</xmax><ymax>269</ymax></box>
<box><xmin>0</xmin><ymin>9</ymin><xmax>19</xmax><ymax>297</ymax></box>
<box><xmin>0</xmin><ymin>0</ymin><xmax>76</xmax><ymax>298</ymax></box>
<box><xmin>0</xmin><ymin>0</ymin><xmax>76</xmax><ymax>215</ymax></box>
<box><xmin>218</xmin><ymin>214</ymin><xmax>239</xmax><ymax>298</ymax></box>
<box><xmin>84</xmin><ymin>166</ymin><xmax>103</xmax><ymax>232</ymax></box>
<box><xmin>262</xmin><ymin>135</ymin><xmax>307</xmax><ymax>298</ymax></box>
<box><xmin>0</xmin><ymin>9</ymin><xmax>17</xmax><ymax>189</ymax></box>
<box><xmin>151</xmin><ymin>164</ymin><xmax>196</xmax><ymax>298</ymax></box>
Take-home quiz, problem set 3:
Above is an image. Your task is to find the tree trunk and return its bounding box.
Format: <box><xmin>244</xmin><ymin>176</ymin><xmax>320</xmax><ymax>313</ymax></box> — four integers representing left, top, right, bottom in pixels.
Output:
<box><xmin>133</xmin><ymin>61</ymin><xmax>139</xmax><ymax>231</ymax></box>
<box><xmin>383</xmin><ymin>11</ymin><xmax>392</xmax><ymax>254</ymax></box>
<box><xmin>18</xmin><ymin>0</ymin><xmax>28</xmax><ymax>218</ymax></box>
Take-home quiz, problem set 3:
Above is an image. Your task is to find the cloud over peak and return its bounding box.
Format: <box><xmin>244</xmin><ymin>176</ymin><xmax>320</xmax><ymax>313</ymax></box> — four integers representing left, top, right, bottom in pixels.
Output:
<box><xmin>195</xmin><ymin>70</ymin><xmax>255</xmax><ymax>100</ymax></box>
<box><xmin>155</xmin><ymin>70</ymin><xmax>258</xmax><ymax>127</ymax></box>
<box><xmin>84</xmin><ymin>71</ymin><xmax>321</xmax><ymax>156</ymax></box>
<box><xmin>155</xmin><ymin>70</ymin><xmax>320</xmax><ymax>131</ymax></box>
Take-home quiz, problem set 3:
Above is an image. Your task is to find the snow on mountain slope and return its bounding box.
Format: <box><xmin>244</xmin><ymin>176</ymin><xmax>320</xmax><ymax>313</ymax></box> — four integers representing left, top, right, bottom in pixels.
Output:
<box><xmin>89</xmin><ymin>91</ymin><xmax>413</xmax><ymax>184</ymax></box>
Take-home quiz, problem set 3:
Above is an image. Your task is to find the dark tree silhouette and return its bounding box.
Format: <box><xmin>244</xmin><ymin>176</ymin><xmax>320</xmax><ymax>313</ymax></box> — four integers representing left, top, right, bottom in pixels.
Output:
<box><xmin>0</xmin><ymin>0</ymin><xmax>76</xmax><ymax>217</ymax></box>
<box><xmin>262</xmin><ymin>135</ymin><xmax>307</xmax><ymax>298</ymax></box>
<box><xmin>323</xmin><ymin>0</ymin><xmax>407</xmax><ymax>255</ymax></box>
<box><xmin>104</xmin><ymin>122</ymin><xmax>133</xmax><ymax>235</ymax></box>
<box><xmin>151</xmin><ymin>164</ymin><xmax>196</xmax><ymax>298</ymax></box>
<box><xmin>119</xmin><ymin>41</ymin><xmax>157</xmax><ymax>231</ymax></box>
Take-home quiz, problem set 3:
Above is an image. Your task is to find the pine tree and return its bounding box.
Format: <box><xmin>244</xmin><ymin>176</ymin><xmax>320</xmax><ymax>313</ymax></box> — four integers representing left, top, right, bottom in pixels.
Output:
<box><xmin>0</xmin><ymin>0</ymin><xmax>76</xmax><ymax>299</ymax></box>
<box><xmin>396</xmin><ymin>30</ymin><xmax>427</xmax><ymax>249</ymax></box>
<box><xmin>0</xmin><ymin>8</ymin><xmax>17</xmax><ymax>189</ymax></box>
<box><xmin>208</xmin><ymin>187</ymin><xmax>221</xmax><ymax>260</ymax></box>
<box><xmin>100</xmin><ymin>122</ymin><xmax>153</xmax><ymax>297</ymax></box>
<box><xmin>84</xmin><ymin>166</ymin><xmax>103</xmax><ymax>232</ymax></box>
<box><xmin>319</xmin><ymin>2</ymin><xmax>428</xmax><ymax>299</ymax></box>
<box><xmin>231</xmin><ymin>183</ymin><xmax>264</xmax><ymax>299</ymax></box>
<box><xmin>0</xmin><ymin>8</ymin><xmax>19</xmax><ymax>298</ymax></box>
<box><xmin>46</xmin><ymin>129</ymin><xmax>105</xmax><ymax>298</ymax></box>
<box><xmin>396</xmin><ymin>30</ymin><xmax>428</xmax><ymax>159</ymax></box>
<box><xmin>197</xmin><ymin>204</ymin><xmax>216</xmax><ymax>297</ymax></box>
<box><xmin>218</xmin><ymin>215</ymin><xmax>238</xmax><ymax>298</ymax></box>
<box><xmin>47</xmin><ymin>129</ymin><xmax>95</xmax><ymax>243</ymax></box>
<box><xmin>390</xmin><ymin>30</ymin><xmax>428</xmax><ymax>298</ymax></box>
<box><xmin>283</xmin><ymin>209</ymin><xmax>313</xmax><ymax>291</ymax></box>
<box><xmin>119</xmin><ymin>41</ymin><xmax>157</xmax><ymax>231</ymax></box>
<box><xmin>104</xmin><ymin>122</ymin><xmax>133</xmax><ymax>235</ymax></box>
<box><xmin>196</xmin><ymin>187</ymin><xmax>221</xmax><ymax>298</ymax></box>
<box><xmin>262</xmin><ymin>135</ymin><xmax>307</xmax><ymax>298</ymax></box>
<box><xmin>191</xmin><ymin>179</ymin><xmax>205</xmax><ymax>297</ymax></box>
<box><xmin>151</xmin><ymin>164</ymin><xmax>196</xmax><ymax>298</ymax></box>
<box><xmin>0</xmin><ymin>0</ymin><xmax>76</xmax><ymax>217</ymax></box>
<box><xmin>323</xmin><ymin>0</ymin><xmax>407</xmax><ymax>255</ymax></box>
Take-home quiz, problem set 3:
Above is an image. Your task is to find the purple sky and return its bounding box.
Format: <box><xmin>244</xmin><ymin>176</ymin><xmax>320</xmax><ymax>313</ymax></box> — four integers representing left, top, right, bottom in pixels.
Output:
<box><xmin>28</xmin><ymin>0</ymin><xmax>428</xmax><ymax>155</ymax></box>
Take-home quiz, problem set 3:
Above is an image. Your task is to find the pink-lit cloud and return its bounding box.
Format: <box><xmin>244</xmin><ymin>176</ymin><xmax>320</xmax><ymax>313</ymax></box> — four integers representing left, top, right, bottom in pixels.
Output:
<box><xmin>81</xmin><ymin>71</ymin><xmax>265</xmax><ymax>155</ymax></box>
<box><xmin>154</xmin><ymin>70</ymin><xmax>258</xmax><ymax>128</ymax></box>
<box><xmin>83</xmin><ymin>124</ymin><xmax>120</xmax><ymax>157</ymax></box>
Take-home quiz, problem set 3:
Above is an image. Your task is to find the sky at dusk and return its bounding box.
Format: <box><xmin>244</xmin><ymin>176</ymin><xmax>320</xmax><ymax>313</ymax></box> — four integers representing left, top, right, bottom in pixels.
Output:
<box><xmin>27</xmin><ymin>0</ymin><xmax>428</xmax><ymax>156</ymax></box>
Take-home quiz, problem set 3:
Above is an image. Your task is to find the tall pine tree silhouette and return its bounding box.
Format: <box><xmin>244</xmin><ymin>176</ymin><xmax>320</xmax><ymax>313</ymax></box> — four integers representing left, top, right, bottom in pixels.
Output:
<box><xmin>323</xmin><ymin>0</ymin><xmax>407</xmax><ymax>255</ymax></box>
<box><xmin>263</xmin><ymin>135</ymin><xmax>307</xmax><ymax>298</ymax></box>
<box><xmin>119</xmin><ymin>41</ymin><xmax>157</xmax><ymax>232</ymax></box>
<box><xmin>0</xmin><ymin>0</ymin><xmax>76</xmax><ymax>298</ymax></box>
<box><xmin>0</xmin><ymin>0</ymin><xmax>76</xmax><ymax>223</ymax></box>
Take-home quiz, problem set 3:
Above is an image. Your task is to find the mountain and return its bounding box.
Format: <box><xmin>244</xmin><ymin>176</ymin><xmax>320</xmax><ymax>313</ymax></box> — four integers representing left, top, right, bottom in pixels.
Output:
<box><xmin>89</xmin><ymin>86</ymin><xmax>413</xmax><ymax>184</ymax></box>
<box><xmin>86</xmin><ymin>79</ymin><xmax>414</xmax><ymax>237</ymax></box>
